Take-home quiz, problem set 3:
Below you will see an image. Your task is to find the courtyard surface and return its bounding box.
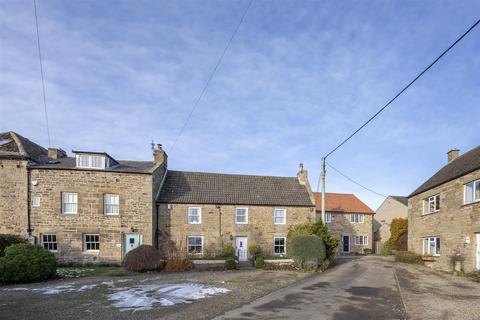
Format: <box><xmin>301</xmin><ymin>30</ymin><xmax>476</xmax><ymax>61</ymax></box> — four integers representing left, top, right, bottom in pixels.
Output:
<box><xmin>215</xmin><ymin>256</ymin><xmax>480</xmax><ymax>320</ymax></box>
<box><xmin>1</xmin><ymin>257</ymin><xmax>480</xmax><ymax>320</ymax></box>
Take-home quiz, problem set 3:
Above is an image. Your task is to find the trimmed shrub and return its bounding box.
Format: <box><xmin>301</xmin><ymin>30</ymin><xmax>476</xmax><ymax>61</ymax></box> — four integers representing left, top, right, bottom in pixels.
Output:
<box><xmin>123</xmin><ymin>245</ymin><xmax>163</xmax><ymax>272</ymax></box>
<box><xmin>248</xmin><ymin>244</ymin><xmax>262</xmax><ymax>256</ymax></box>
<box><xmin>0</xmin><ymin>243</ymin><xmax>57</xmax><ymax>283</ymax></box>
<box><xmin>0</xmin><ymin>234</ymin><xmax>28</xmax><ymax>257</ymax></box>
<box><xmin>363</xmin><ymin>248</ymin><xmax>373</xmax><ymax>255</ymax></box>
<box><xmin>224</xmin><ymin>256</ymin><xmax>236</xmax><ymax>270</ymax></box>
<box><xmin>386</xmin><ymin>218</ymin><xmax>408</xmax><ymax>251</ymax></box>
<box><xmin>287</xmin><ymin>221</ymin><xmax>339</xmax><ymax>257</ymax></box>
<box><xmin>287</xmin><ymin>235</ymin><xmax>326</xmax><ymax>270</ymax></box>
<box><xmin>222</xmin><ymin>245</ymin><xmax>235</xmax><ymax>258</ymax></box>
<box><xmin>255</xmin><ymin>256</ymin><xmax>265</xmax><ymax>269</ymax></box>
<box><xmin>394</xmin><ymin>251</ymin><xmax>424</xmax><ymax>265</ymax></box>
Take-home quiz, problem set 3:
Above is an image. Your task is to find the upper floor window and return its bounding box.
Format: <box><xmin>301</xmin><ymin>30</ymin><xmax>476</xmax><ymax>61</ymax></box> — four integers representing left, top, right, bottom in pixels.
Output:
<box><xmin>61</xmin><ymin>192</ymin><xmax>78</xmax><ymax>214</ymax></box>
<box><xmin>76</xmin><ymin>154</ymin><xmax>104</xmax><ymax>169</ymax></box>
<box><xmin>423</xmin><ymin>194</ymin><xmax>440</xmax><ymax>214</ymax></box>
<box><xmin>235</xmin><ymin>208</ymin><xmax>248</xmax><ymax>224</ymax></box>
<box><xmin>465</xmin><ymin>179</ymin><xmax>480</xmax><ymax>204</ymax></box>
<box><xmin>274</xmin><ymin>208</ymin><xmax>286</xmax><ymax>224</ymax></box>
<box><xmin>423</xmin><ymin>237</ymin><xmax>440</xmax><ymax>256</ymax></box>
<box><xmin>32</xmin><ymin>195</ymin><xmax>41</xmax><ymax>207</ymax></box>
<box><xmin>351</xmin><ymin>213</ymin><xmax>364</xmax><ymax>223</ymax></box>
<box><xmin>324</xmin><ymin>212</ymin><xmax>332</xmax><ymax>223</ymax></box>
<box><xmin>104</xmin><ymin>194</ymin><xmax>119</xmax><ymax>215</ymax></box>
<box><xmin>188</xmin><ymin>207</ymin><xmax>201</xmax><ymax>224</ymax></box>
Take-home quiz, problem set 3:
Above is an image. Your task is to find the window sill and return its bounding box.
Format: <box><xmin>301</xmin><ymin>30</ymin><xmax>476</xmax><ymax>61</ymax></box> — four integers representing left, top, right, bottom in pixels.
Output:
<box><xmin>462</xmin><ymin>200</ymin><xmax>480</xmax><ymax>207</ymax></box>
<box><xmin>62</xmin><ymin>212</ymin><xmax>78</xmax><ymax>215</ymax></box>
<box><xmin>422</xmin><ymin>255</ymin><xmax>439</xmax><ymax>261</ymax></box>
<box><xmin>235</xmin><ymin>222</ymin><xmax>248</xmax><ymax>225</ymax></box>
<box><xmin>421</xmin><ymin>211</ymin><xmax>439</xmax><ymax>217</ymax></box>
<box><xmin>83</xmin><ymin>250</ymin><xmax>100</xmax><ymax>255</ymax></box>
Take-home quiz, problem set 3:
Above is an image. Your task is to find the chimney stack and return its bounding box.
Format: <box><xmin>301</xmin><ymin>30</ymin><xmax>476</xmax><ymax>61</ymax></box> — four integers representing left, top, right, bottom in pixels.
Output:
<box><xmin>48</xmin><ymin>148</ymin><xmax>67</xmax><ymax>159</ymax></box>
<box><xmin>153</xmin><ymin>143</ymin><xmax>167</xmax><ymax>166</ymax></box>
<box><xmin>297</xmin><ymin>163</ymin><xmax>307</xmax><ymax>185</ymax></box>
<box><xmin>447</xmin><ymin>148</ymin><xmax>460</xmax><ymax>163</ymax></box>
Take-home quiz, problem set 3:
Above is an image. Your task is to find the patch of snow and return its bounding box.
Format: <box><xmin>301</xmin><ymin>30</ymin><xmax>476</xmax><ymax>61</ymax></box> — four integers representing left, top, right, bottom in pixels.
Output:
<box><xmin>108</xmin><ymin>283</ymin><xmax>230</xmax><ymax>312</ymax></box>
<box><xmin>3</xmin><ymin>283</ymin><xmax>97</xmax><ymax>295</ymax></box>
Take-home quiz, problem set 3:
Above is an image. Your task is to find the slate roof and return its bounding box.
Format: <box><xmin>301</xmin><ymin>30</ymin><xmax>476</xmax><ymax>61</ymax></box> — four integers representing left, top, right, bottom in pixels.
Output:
<box><xmin>31</xmin><ymin>157</ymin><xmax>156</xmax><ymax>174</ymax></box>
<box><xmin>313</xmin><ymin>192</ymin><xmax>374</xmax><ymax>214</ymax></box>
<box><xmin>409</xmin><ymin>145</ymin><xmax>480</xmax><ymax>197</ymax></box>
<box><xmin>390</xmin><ymin>196</ymin><xmax>408</xmax><ymax>206</ymax></box>
<box><xmin>157</xmin><ymin>170</ymin><xmax>314</xmax><ymax>206</ymax></box>
<box><xmin>0</xmin><ymin>131</ymin><xmax>47</xmax><ymax>163</ymax></box>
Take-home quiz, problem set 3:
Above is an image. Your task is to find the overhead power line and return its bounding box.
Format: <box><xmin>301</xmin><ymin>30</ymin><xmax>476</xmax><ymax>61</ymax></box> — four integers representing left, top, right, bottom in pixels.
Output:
<box><xmin>33</xmin><ymin>0</ymin><xmax>51</xmax><ymax>147</ymax></box>
<box><xmin>326</xmin><ymin>162</ymin><xmax>387</xmax><ymax>198</ymax></box>
<box><xmin>169</xmin><ymin>0</ymin><xmax>254</xmax><ymax>153</ymax></box>
<box><xmin>324</xmin><ymin>18</ymin><xmax>480</xmax><ymax>159</ymax></box>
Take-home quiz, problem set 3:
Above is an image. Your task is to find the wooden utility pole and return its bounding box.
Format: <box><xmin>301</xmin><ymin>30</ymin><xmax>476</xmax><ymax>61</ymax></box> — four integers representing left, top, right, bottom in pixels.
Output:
<box><xmin>321</xmin><ymin>157</ymin><xmax>326</xmax><ymax>224</ymax></box>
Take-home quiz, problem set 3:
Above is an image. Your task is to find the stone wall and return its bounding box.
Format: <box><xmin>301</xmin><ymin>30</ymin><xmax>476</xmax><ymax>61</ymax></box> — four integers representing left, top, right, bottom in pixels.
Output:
<box><xmin>158</xmin><ymin>203</ymin><xmax>315</xmax><ymax>256</ymax></box>
<box><xmin>408</xmin><ymin>169</ymin><xmax>480</xmax><ymax>272</ymax></box>
<box><xmin>0</xmin><ymin>159</ymin><xmax>29</xmax><ymax>236</ymax></box>
<box><xmin>29</xmin><ymin>168</ymin><xmax>157</xmax><ymax>264</ymax></box>
<box><xmin>318</xmin><ymin>211</ymin><xmax>373</xmax><ymax>254</ymax></box>
<box><xmin>374</xmin><ymin>197</ymin><xmax>408</xmax><ymax>252</ymax></box>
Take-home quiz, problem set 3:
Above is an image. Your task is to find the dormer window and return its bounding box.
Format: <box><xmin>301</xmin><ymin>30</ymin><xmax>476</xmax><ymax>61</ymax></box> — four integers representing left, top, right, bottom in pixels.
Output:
<box><xmin>76</xmin><ymin>154</ymin><xmax>104</xmax><ymax>169</ymax></box>
<box><xmin>73</xmin><ymin>151</ymin><xmax>117</xmax><ymax>169</ymax></box>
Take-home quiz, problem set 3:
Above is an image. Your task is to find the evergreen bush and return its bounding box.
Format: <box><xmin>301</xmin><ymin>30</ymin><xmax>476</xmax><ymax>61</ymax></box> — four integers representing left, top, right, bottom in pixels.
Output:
<box><xmin>0</xmin><ymin>243</ymin><xmax>57</xmax><ymax>284</ymax></box>
<box><xmin>0</xmin><ymin>234</ymin><xmax>28</xmax><ymax>257</ymax></box>
<box><xmin>287</xmin><ymin>235</ymin><xmax>326</xmax><ymax>270</ymax></box>
<box><xmin>224</xmin><ymin>256</ymin><xmax>236</xmax><ymax>270</ymax></box>
<box><xmin>287</xmin><ymin>221</ymin><xmax>339</xmax><ymax>257</ymax></box>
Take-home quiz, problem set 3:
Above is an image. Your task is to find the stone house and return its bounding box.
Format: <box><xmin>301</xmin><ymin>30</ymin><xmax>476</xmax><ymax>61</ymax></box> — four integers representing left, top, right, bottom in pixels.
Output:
<box><xmin>373</xmin><ymin>196</ymin><xmax>408</xmax><ymax>253</ymax></box>
<box><xmin>156</xmin><ymin>166</ymin><xmax>316</xmax><ymax>261</ymax></box>
<box><xmin>0</xmin><ymin>131</ymin><xmax>167</xmax><ymax>264</ymax></box>
<box><xmin>408</xmin><ymin>147</ymin><xmax>480</xmax><ymax>272</ymax></box>
<box><xmin>314</xmin><ymin>192</ymin><xmax>374</xmax><ymax>254</ymax></box>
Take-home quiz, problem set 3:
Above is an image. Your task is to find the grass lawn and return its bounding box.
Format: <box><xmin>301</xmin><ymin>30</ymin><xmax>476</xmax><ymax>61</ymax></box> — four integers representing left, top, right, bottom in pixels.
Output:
<box><xmin>56</xmin><ymin>265</ymin><xmax>134</xmax><ymax>278</ymax></box>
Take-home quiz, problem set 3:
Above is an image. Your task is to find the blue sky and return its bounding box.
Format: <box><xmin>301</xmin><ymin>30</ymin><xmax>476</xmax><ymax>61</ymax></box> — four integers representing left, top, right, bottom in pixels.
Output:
<box><xmin>1</xmin><ymin>1</ymin><xmax>479</xmax><ymax>209</ymax></box>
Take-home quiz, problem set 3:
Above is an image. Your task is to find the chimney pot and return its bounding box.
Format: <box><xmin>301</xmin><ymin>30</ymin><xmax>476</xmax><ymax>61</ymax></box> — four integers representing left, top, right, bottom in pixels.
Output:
<box><xmin>447</xmin><ymin>148</ymin><xmax>460</xmax><ymax>163</ymax></box>
<box><xmin>48</xmin><ymin>148</ymin><xmax>67</xmax><ymax>159</ymax></box>
<box><xmin>153</xmin><ymin>143</ymin><xmax>167</xmax><ymax>165</ymax></box>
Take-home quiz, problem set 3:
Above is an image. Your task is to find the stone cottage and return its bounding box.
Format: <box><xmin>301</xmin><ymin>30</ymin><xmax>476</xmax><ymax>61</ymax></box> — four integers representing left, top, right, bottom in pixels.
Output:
<box><xmin>314</xmin><ymin>192</ymin><xmax>374</xmax><ymax>254</ymax></box>
<box><xmin>408</xmin><ymin>147</ymin><xmax>480</xmax><ymax>272</ymax></box>
<box><xmin>157</xmin><ymin>166</ymin><xmax>316</xmax><ymax>261</ymax></box>
<box><xmin>0</xmin><ymin>131</ymin><xmax>167</xmax><ymax>264</ymax></box>
<box><xmin>373</xmin><ymin>196</ymin><xmax>408</xmax><ymax>253</ymax></box>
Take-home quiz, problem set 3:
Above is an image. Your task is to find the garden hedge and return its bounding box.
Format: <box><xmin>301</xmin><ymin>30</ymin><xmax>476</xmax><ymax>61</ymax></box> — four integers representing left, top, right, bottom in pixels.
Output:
<box><xmin>287</xmin><ymin>235</ymin><xmax>326</xmax><ymax>270</ymax></box>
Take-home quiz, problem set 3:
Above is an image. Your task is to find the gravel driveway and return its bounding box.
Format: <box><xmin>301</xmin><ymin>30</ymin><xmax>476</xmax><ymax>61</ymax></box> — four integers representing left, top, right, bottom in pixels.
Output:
<box><xmin>0</xmin><ymin>269</ymin><xmax>309</xmax><ymax>320</ymax></box>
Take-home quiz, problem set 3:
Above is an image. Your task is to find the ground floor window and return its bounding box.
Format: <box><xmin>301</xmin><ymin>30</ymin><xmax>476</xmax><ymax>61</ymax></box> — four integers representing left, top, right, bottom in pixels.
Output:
<box><xmin>42</xmin><ymin>234</ymin><xmax>57</xmax><ymax>251</ymax></box>
<box><xmin>325</xmin><ymin>212</ymin><xmax>332</xmax><ymax>223</ymax></box>
<box><xmin>273</xmin><ymin>237</ymin><xmax>286</xmax><ymax>254</ymax></box>
<box><xmin>187</xmin><ymin>236</ymin><xmax>203</xmax><ymax>254</ymax></box>
<box><xmin>84</xmin><ymin>234</ymin><xmax>100</xmax><ymax>251</ymax></box>
<box><xmin>355</xmin><ymin>235</ymin><xmax>368</xmax><ymax>246</ymax></box>
<box><xmin>423</xmin><ymin>237</ymin><xmax>440</xmax><ymax>256</ymax></box>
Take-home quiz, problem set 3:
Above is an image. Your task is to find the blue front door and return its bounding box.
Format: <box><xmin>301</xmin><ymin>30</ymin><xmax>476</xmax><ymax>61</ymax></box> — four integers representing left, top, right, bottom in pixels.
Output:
<box><xmin>342</xmin><ymin>235</ymin><xmax>350</xmax><ymax>253</ymax></box>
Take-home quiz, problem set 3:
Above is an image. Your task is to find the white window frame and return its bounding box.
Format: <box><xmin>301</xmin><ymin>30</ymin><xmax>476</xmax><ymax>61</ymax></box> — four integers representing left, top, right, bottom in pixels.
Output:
<box><xmin>350</xmin><ymin>213</ymin><xmax>364</xmax><ymax>223</ymax></box>
<box><xmin>104</xmin><ymin>194</ymin><xmax>119</xmax><ymax>215</ymax></box>
<box><xmin>41</xmin><ymin>234</ymin><xmax>57</xmax><ymax>252</ymax></box>
<box><xmin>324</xmin><ymin>212</ymin><xmax>332</xmax><ymax>223</ymax></box>
<box><xmin>274</xmin><ymin>208</ymin><xmax>286</xmax><ymax>225</ymax></box>
<box><xmin>464</xmin><ymin>179</ymin><xmax>480</xmax><ymax>204</ymax></box>
<box><xmin>423</xmin><ymin>194</ymin><xmax>440</xmax><ymax>215</ymax></box>
<box><xmin>76</xmin><ymin>154</ymin><xmax>105</xmax><ymax>169</ymax></box>
<box><xmin>273</xmin><ymin>236</ymin><xmax>286</xmax><ymax>255</ymax></box>
<box><xmin>61</xmin><ymin>192</ymin><xmax>78</xmax><ymax>214</ymax></box>
<box><xmin>235</xmin><ymin>207</ymin><xmax>248</xmax><ymax>224</ymax></box>
<box><xmin>84</xmin><ymin>234</ymin><xmax>100</xmax><ymax>252</ymax></box>
<box><xmin>355</xmin><ymin>235</ymin><xmax>368</xmax><ymax>246</ymax></box>
<box><xmin>422</xmin><ymin>237</ymin><xmax>440</xmax><ymax>256</ymax></box>
<box><xmin>32</xmin><ymin>195</ymin><xmax>41</xmax><ymax>207</ymax></box>
<box><xmin>188</xmin><ymin>207</ymin><xmax>201</xmax><ymax>224</ymax></box>
<box><xmin>187</xmin><ymin>236</ymin><xmax>203</xmax><ymax>254</ymax></box>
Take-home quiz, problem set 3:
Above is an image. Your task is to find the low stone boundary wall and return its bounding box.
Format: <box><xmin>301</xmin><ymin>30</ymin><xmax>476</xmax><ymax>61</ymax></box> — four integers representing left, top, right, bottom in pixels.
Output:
<box><xmin>192</xmin><ymin>259</ymin><xmax>225</xmax><ymax>271</ymax></box>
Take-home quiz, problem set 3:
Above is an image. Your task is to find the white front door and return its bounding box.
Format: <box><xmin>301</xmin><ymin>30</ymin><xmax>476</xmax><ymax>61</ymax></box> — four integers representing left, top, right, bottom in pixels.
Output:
<box><xmin>235</xmin><ymin>237</ymin><xmax>248</xmax><ymax>261</ymax></box>
<box><xmin>125</xmin><ymin>234</ymin><xmax>142</xmax><ymax>255</ymax></box>
<box><xmin>476</xmin><ymin>234</ymin><xmax>480</xmax><ymax>270</ymax></box>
